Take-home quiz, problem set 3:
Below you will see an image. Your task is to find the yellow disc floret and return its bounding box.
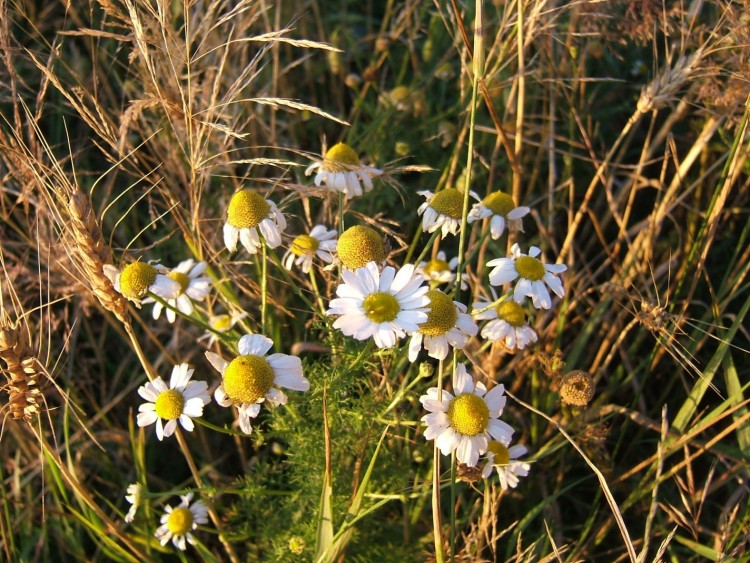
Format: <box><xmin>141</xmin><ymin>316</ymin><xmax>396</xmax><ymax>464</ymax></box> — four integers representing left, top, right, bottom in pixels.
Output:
<box><xmin>227</xmin><ymin>190</ymin><xmax>271</xmax><ymax>229</ymax></box>
<box><xmin>515</xmin><ymin>256</ymin><xmax>546</xmax><ymax>281</ymax></box>
<box><xmin>324</xmin><ymin>142</ymin><xmax>360</xmax><ymax>169</ymax></box>
<box><xmin>363</xmin><ymin>292</ymin><xmax>400</xmax><ymax>323</ymax></box>
<box><xmin>166</xmin><ymin>507</ymin><xmax>194</xmax><ymax>535</ymax></box>
<box><xmin>496</xmin><ymin>301</ymin><xmax>526</xmax><ymax>327</ymax></box>
<box><xmin>447</xmin><ymin>393</ymin><xmax>489</xmax><ymax>436</ymax></box>
<box><xmin>429</xmin><ymin>188</ymin><xmax>464</xmax><ymax>219</ymax></box>
<box><xmin>420</xmin><ymin>290</ymin><xmax>457</xmax><ymax>336</ymax></box>
<box><xmin>168</xmin><ymin>271</ymin><xmax>191</xmax><ymax>293</ymax></box>
<box><xmin>210</xmin><ymin>314</ymin><xmax>232</xmax><ymax>331</ymax></box>
<box><xmin>119</xmin><ymin>262</ymin><xmax>157</xmax><ymax>299</ymax></box>
<box><xmin>337</xmin><ymin>225</ymin><xmax>387</xmax><ymax>270</ymax></box>
<box><xmin>423</xmin><ymin>258</ymin><xmax>450</xmax><ymax>276</ymax></box>
<box><xmin>487</xmin><ymin>440</ymin><xmax>511</xmax><ymax>466</ymax></box>
<box><xmin>482</xmin><ymin>192</ymin><xmax>515</xmax><ymax>217</ymax></box>
<box><xmin>154</xmin><ymin>389</ymin><xmax>185</xmax><ymax>420</ymax></box>
<box><xmin>222</xmin><ymin>355</ymin><xmax>275</xmax><ymax>404</ymax></box>
<box><xmin>291</xmin><ymin>234</ymin><xmax>320</xmax><ymax>257</ymax></box>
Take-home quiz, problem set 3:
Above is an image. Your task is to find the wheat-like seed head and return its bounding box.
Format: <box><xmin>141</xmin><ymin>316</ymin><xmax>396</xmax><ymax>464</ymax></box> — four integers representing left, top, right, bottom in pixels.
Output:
<box><xmin>67</xmin><ymin>190</ymin><xmax>130</xmax><ymax>324</ymax></box>
<box><xmin>637</xmin><ymin>50</ymin><xmax>704</xmax><ymax>114</ymax></box>
<box><xmin>0</xmin><ymin>316</ymin><xmax>45</xmax><ymax>422</ymax></box>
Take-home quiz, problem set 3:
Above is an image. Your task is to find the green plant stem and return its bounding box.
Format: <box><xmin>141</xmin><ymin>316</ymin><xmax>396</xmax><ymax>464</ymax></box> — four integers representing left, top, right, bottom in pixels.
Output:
<box><xmin>261</xmin><ymin>240</ymin><xmax>268</xmax><ymax>333</ymax></box>
<box><xmin>432</xmin><ymin>358</ymin><xmax>445</xmax><ymax>563</ymax></box>
<box><xmin>450</xmin><ymin>452</ymin><xmax>457</xmax><ymax>563</ymax></box>
<box><xmin>147</xmin><ymin>293</ymin><xmax>230</xmax><ymax>342</ymax></box>
<box><xmin>412</xmin><ymin>230</ymin><xmax>441</xmax><ymax>268</ymax></box>
<box><xmin>308</xmin><ymin>269</ymin><xmax>327</xmax><ymax>316</ymax></box>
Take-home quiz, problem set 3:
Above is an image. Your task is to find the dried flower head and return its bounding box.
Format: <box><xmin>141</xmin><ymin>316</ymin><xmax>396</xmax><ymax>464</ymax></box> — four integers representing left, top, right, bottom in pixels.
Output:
<box><xmin>560</xmin><ymin>370</ymin><xmax>595</xmax><ymax>407</ymax></box>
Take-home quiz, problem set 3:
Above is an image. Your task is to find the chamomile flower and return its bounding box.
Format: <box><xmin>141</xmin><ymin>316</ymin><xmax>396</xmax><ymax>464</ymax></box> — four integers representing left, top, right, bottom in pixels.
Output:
<box><xmin>480</xmin><ymin>440</ymin><xmax>530</xmax><ymax>489</ymax></box>
<box><xmin>417</xmin><ymin>188</ymin><xmax>479</xmax><ymax>238</ymax></box>
<box><xmin>283</xmin><ymin>225</ymin><xmax>337</xmax><ymax>273</ymax></box>
<box><xmin>200</xmin><ymin>311</ymin><xmax>248</xmax><ymax>346</ymax></box>
<box><xmin>420</xmin><ymin>363</ymin><xmax>514</xmax><ymax>467</ymax></box>
<box><xmin>206</xmin><ymin>334</ymin><xmax>309</xmax><ymax>435</ymax></box>
<box><xmin>408</xmin><ymin>289</ymin><xmax>477</xmax><ymax>361</ymax></box>
<box><xmin>150</xmin><ymin>259</ymin><xmax>211</xmax><ymax>323</ymax></box>
<box><xmin>305</xmin><ymin>142</ymin><xmax>383</xmax><ymax>199</ymax></box>
<box><xmin>103</xmin><ymin>262</ymin><xmax>181</xmax><ymax>306</ymax></box>
<box><xmin>326</xmin><ymin>262</ymin><xmax>429</xmax><ymax>349</ymax></box>
<box><xmin>223</xmin><ymin>189</ymin><xmax>287</xmax><ymax>254</ymax></box>
<box><xmin>136</xmin><ymin>363</ymin><xmax>210</xmax><ymax>441</ymax></box>
<box><xmin>124</xmin><ymin>483</ymin><xmax>142</xmax><ymax>523</ymax></box>
<box><xmin>336</xmin><ymin>225</ymin><xmax>387</xmax><ymax>270</ymax></box>
<box><xmin>154</xmin><ymin>493</ymin><xmax>208</xmax><ymax>551</ymax></box>
<box><xmin>417</xmin><ymin>251</ymin><xmax>458</xmax><ymax>285</ymax></box>
<box><xmin>468</xmin><ymin>191</ymin><xmax>530</xmax><ymax>239</ymax></box>
<box><xmin>487</xmin><ymin>244</ymin><xmax>567</xmax><ymax>309</ymax></box>
<box><xmin>473</xmin><ymin>298</ymin><xmax>538</xmax><ymax>350</ymax></box>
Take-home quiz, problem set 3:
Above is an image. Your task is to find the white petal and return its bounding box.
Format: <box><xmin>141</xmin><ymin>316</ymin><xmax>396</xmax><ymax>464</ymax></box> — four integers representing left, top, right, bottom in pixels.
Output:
<box><xmin>205</xmin><ymin>352</ymin><xmax>229</xmax><ymax>374</ymax></box>
<box><xmin>238</xmin><ymin>334</ymin><xmax>274</xmax><ymax>356</ymax></box>
<box><xmin>223</xmin><ymin>223</ymin><xmax>239</xmax><ymax>252</ymax></box>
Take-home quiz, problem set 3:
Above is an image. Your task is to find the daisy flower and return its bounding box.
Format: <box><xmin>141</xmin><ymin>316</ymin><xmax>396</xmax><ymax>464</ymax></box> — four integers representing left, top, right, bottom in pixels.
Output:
<box><xmin>200</xmin><ymin>311</ymin><xmax>248</xmax><ymax>346</ymax></box>
<box><xmin>150</xmin><ymin>259</ymin><xmax>211</xmax><ymax>323</ymax></box>
<box><xmin>326</xmin><ymin>262</ymin><xmax>429</xmax><ymax>349</ymax></box>
<box><xmin>468</xmin><ymin>191</ymin><xmax>530</xmax><ymax>239</ymax></box>
<box><xmin>417</xmin><ymin>251</ymin><xmax>459</xmax><ymax>285</ymax></box>
<box><xmin>417</xmin><ymin>188</ymin><xmax>478</xmax><ymax>238</ymax></box>
<box><xmin>103</xmin><ymin>261</ymin><xmax>181</xmax><ymax>306</ymax></box>
<box><xmin>305</xmin><ymin>142</ymin><xmax>383</xmax><ymax>199</ymax></box>
<box><xmin>336</xmin><ymin>225</ymin><xmax>387</xmax><ymax>270</ymax></box>
<box><xmin>223</xmin><ymin>189</ymin><xmax>287</xmax><ymax>254</ymax></box>
<box><xmin>420</xmin><ymin>363</ymin><xmax>514</xmax><ymax>467</ymax></box>
<box><xmin>473</xmin><ymin>298</ymin><xmax>538</xmax><ymax>350</ymax></box>
<box><xmin>487</xmin><ymin>244</ymin><xmax>567</xmax><ymax>309</ymax></box>
<box><xmin>481</xmin><ymin>440</ymin><xmax>531</xmax><ymax>489</ymax></box>
<box><xmin>283</xmin><ymin>225</ymin><xmax>337</xmax><ymax>273</ymax></box>
<box><xmin>136</xmin><ymin>363</ymin><xmax>210</xmax><ymax>441</ymax></box>
<box><xmin>154</xmin><ymin>493</ymin><xmax>209</xmax><ymax>551</ymax></box>
<box><xmin>408</xmin><ymin>289</ymin><xmax>478</xmax><ymax>361</ymax></box>
<box><xmin>124</xmin><ymin>483</ymin><xmax>142</xmax><ymax>523</ymax></box>
<box><xmin>205</xmin><ymin>334</ymin><xmax>309</xmax><ymax>435</ymax></box>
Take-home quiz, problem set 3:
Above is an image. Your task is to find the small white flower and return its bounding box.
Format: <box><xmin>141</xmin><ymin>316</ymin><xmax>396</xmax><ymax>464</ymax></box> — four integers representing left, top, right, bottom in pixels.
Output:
<box><xmin>223</xmin><ymin>189</ymin><xmax>287</xmax><ymax>254</ymax></box>
<box><xmin>200</xmin><ymin>311</ymin><xmax>248</xmax><ymax>346</ymax></box>
<box><xmin>487</xmin><ymin>244</ymin><xmax>567</xmax><ymax>309</ymax></box>
<box><xmin>416</xmin><ymin>251</ymin><xmax>466</xmax><ymax>289</ymax></box>
<box><xmin>154</xmin><ymin>493</ymin><xmax>209</xmax><ymax>551</ymax></box>
<box><xmin>326</xmin><ymin>262</ymin><xmax>430</xmax><ymax>349</ymax></box>
<box><xmin>481</xmin><ymin>441</ymin><xmax>531</xmax><ymax>489</ymax></box>
<box><xmin>124</xmin><ymin>483</ymin><xmax>142</xmax><ymax>523</ymax></box>
<box><xmin>150</xmin><ymin>259</ymin><xmax>212</xmax><ymax>323</ymax></box>
<box><xmin>305</xmin><ymin>142</ymin><xmax>383</xmax><ymax>199</ymax></box>
<box><xmin>206</xmin><ymin>334</ymin><xmax>309</xmax><ymax>435</ymax></box>
<box><xmin>408</xmin><ymin>289</ymin><xmax>477</xmax><ymax>361</ymax></box>
<box><xmin>103</xmin><ymin>261</ymin><xmax>181</xmax><ymax>307</ymax></box>
<box><xmin>282</xmin><ymin>225</ymin><xmax>338</xmax><ymax>273</ymax></box>
<box><xmin>473</xmin><ymin>297</ymin><xmax>537</xmax><ymax>350</ymax></box>
<box><xmin>420</xmin><ymin>363</ymin><xmax>514</xmax><ymax>467</ymax></box>
<box><xmin>136</xmin><ymin>363</ymin><xmax>210</xmax><ymax>441</ymax></box>
<box><xmin>417</xmin><ymin>188</ymin><xmax>479</xmax><ymax>238</ymax></box>
<box><xmin>467</xmin><ymin>191</ymin><xmax>530</xmax><ymax>239</ymax></box>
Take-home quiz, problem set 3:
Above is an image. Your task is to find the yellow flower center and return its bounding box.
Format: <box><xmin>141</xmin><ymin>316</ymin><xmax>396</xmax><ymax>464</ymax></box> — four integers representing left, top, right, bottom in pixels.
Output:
<box><xmin>388</xmin><ymin>85</ymin><xmax>411</xmax><ymax>104</ymax></box>
<box><xmin>291</xmin><ymin>234</ymin><xmax>320</xmax><ymax>257</ymax></box>
<box><xmin>515</xmin><ymin>256</ymin><xmax>546</xmax><ymax>281</ymax></box>
<box><xmin>324</xmin><ymin>142</ymin><xmax>360</xmax><ymax>169</ymax></box>
<box><xmin>420</xmin><ymin>290</ymin><xmax>457</xmax><ymax>336</ymax></box>
<box><xmin>423</xmin><ymin>258</ymin><xmax>450</xmax><ymax>276</ymax></box>
<box><xmin>222</xmin><ymin>355</ymin><xmax>275</xmax><ymax>404</ymax></box>
<box><xmin>210</xmin><ymin>314</ymin><xmax>232</xmax><ymax>331</ymax></box>
<box><xmin>119</xmin><ymin>262</ymin><xmax>157</xmax><ymax>299</ymax></box>
<box><xmin>482</xmin><ymin>192</ymin><xmax>516</xmax><ymax>217</ymax></box>
<box><xmin>495</xmin><ymin>301</ymin><xmax>526</xmax><ymax>327</ymax></box>
<box><xmin>166</xmin><ymin>507</ymin><xmax>194</xmax><ymax>535</ymax></box>
<box><xmin>362</xmin><ymin>292</ymin><xmax>400</xmax><ymax>323</ymax></box>
<box><xmin>447</xmin><ymin>393</ymin><xmax>489</xmax><ymax>436</ymax></box>
<box><xmin>428</xmin><ymin>188</ymin><xmax>464</xmax><ymax>219</ymax></box>
<box><xmin>168</xmin><ymin>271</ymin><xmax>191</xmax><ymax>293</ymax></box>
<box><xmin>154</xmin><ymin>389</ymin><xmax>185</xmax><ymax>420</ymax></box>
<box><xmin>227</xmin><ymin>190</ymin><xmax>271</xmax><ymax>229</ymax></box>
<box><xmin>487</xmin><ymin>440</ymin><xmax>511</xmax><ymax>466</ymax></box>
<box><xmin>337</xmin><ymin>225</ymin><xmax>386</xmax><ymax>270</ymax></box>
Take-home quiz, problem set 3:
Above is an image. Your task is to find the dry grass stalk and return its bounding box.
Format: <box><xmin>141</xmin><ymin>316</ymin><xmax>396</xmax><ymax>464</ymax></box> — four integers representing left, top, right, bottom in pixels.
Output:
<box><xmin>67</xmin><ymin>190</ymin><xmax>129</xmax><ymax>324</ymax></box>
<box><xmin>0</xmin><ymin>315</ymin><xmax>45</xmax><ymax>422</ymax></box>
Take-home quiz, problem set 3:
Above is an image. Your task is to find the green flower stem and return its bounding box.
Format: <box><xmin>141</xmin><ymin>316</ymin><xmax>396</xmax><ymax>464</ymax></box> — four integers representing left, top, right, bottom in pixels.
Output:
<box><xmin>267</xmin><ymin>250</ymin><xmax>321</xmax><ymax>317</ymax></box>
<box><xmin>403</xmin><ymin>220</ymin><xmax>426</xmax><ymax>265</ymax></box>
<box><xmin>432</xmin><ymin>358</ymin><xmax>445</xmax><ymax>563</ymax></box>
<box><xmin>412</xmin><ymin>230</ymin><xmax>442</xmax><ymax>268</ymax></box>
<box><xmin>261</xmin><ymin>240</ymin><xmax>268</xmax><ymax>333</ymax></box>
<box><xmin>450</xmin><ymin>451</ymin><xmax>457</xmax><ymax>563</ymax></box>
<box><xmin>308</xmin><ymin>269</ymin><xmax>328</xmax><ymax>317</ymax></box>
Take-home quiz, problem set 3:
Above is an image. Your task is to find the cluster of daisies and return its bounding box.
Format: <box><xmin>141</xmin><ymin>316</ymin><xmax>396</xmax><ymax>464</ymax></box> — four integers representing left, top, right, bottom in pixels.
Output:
<box><xmin>104</xmin><ymin>141</ymin><xmax>568</xmax><ymax>551</ymax></box>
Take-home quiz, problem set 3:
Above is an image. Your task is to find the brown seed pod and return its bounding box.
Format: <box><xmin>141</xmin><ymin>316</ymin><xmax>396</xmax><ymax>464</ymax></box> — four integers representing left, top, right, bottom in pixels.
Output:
<box><xmin>560</xmin><ymin>370</ymin><xmax>595</xmax><ymax>407</ymax></box>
